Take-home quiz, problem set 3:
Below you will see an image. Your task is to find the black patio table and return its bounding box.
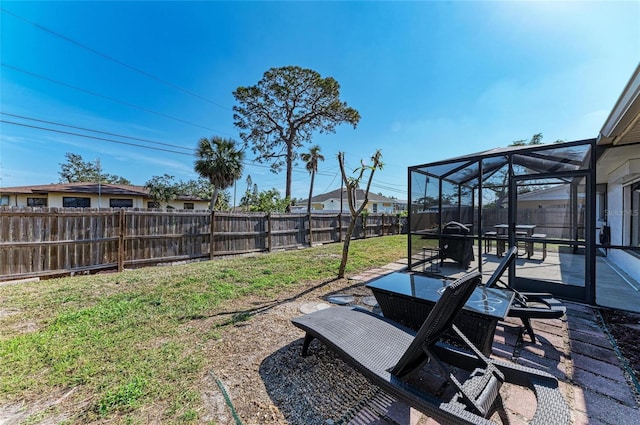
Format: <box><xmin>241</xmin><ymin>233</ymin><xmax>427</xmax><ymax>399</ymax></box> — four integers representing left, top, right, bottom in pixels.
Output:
<box><xmin>494</xmin><ymin>224</ymin><xmax>537</xmax><ymax>258</ymax></box>
<box><xmin>367</xmin><ymin>272</ymin><xmax>515</xmax><ymax>356</ymax></box>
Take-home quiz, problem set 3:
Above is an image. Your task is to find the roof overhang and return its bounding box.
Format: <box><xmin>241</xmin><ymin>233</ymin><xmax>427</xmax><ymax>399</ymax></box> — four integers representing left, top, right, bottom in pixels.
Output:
<box><xmin>598</xmin><ymin>64</ymin><xmax>640</xmax><ymax>147</ymax></box>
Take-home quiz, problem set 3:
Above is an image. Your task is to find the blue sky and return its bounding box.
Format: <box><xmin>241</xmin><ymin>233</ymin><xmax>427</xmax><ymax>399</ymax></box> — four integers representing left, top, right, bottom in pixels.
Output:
<box><xmin>1</xmin><ymin>1</ymin><xmax>638</xmax><ymax>203</ymax></box>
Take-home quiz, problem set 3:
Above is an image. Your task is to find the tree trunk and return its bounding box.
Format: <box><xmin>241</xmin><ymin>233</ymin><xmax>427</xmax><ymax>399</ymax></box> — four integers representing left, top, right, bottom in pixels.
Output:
<box><xmin>285</xmin><ymin>142</ymin><xmax>294</xmax><ymax>212</ymax></box>
<box><xmin>338</xmin><ymin>218</ymin><xmax>358</xmax><ymax>278</ymax></box>
<box><xmin>307</xmin><ymin>171</ymin><xmax>315</xmax><ymax>215</ymax></box>
<box><xmin>307</xmin><ymin>171</ymin><xmax>315</xmax><ymax>246</ymax></box>
<box><xmin>211</xmin><ymin>187</ymin><xmax>219</xmax><ymax>211</ymax></box>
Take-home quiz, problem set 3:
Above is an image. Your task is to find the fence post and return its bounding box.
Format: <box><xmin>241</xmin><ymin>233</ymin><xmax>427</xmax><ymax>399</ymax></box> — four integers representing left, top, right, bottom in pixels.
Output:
<box><xmin>267</xmin><ymin>213</ymin><xmax>272</xmax><ymax>252</ymax></box>
<box><xmin>308</xmin><ymin>213</ymin><xmax>312</xmax><ymax>247</ymax></box>
<box><xmin>362</xmin><ymin>215</ymin><xmax>366</xmax><ymax>239</ymax></box>
<box><xmin>210</xmin><ymin>210</ymin><xmax>215</xmax><ymax>260</ymax></box>
<box><xmin>380</xmin><ymin>213</ymin><xmax>385</xmax><ymax>236</ymax></box>
<box><xmin>118</xmin><ymin>209</ymin><xmax>125</xmax><ymax>272</ymax></box>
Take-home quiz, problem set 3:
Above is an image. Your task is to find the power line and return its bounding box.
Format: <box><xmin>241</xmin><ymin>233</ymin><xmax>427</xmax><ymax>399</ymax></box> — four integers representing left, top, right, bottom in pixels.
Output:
<box><xmin>322</xmin><ymin>172</ymin><xmax>340</xmax><ymax>193</ymax></box>
<box><xmin>1</xmin><ymin>112</ymin><xmax>194</xmax><ymax>152</ymax></box>
<box><xmin>370</xmin><ymin>184</ymin><xmax>406</xmax><ymax>195</ymax></box>
<box><xmin>1</xmin><ymin>120</ymin><xmax>195</xmax><ymax>156</ymax></box>
<box><xmin>1</xmin><ymin>7</ymin><xmax>231</xmax><ymax>111</ymax></box>
<box><xmin>0</xmin><ymin>116</ymin><xmax>346</xmax><ymax>178</ymax></box>
<box><xmin>2</xmin><ymin>63</ymin><xmax>229</xmax><ymax>134</ymax></box>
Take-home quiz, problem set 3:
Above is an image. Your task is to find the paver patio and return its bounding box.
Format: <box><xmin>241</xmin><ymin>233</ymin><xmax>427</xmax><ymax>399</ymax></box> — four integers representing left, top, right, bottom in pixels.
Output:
<box><xmin>298</xmin><ymin>263</ymin><xmax>640</xmax><ymax>425</ymax></box>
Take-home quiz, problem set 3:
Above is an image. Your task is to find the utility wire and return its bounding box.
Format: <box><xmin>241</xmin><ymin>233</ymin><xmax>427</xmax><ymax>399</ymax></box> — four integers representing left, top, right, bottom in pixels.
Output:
<box><xmin>0</xmin><ymin>117</ymin><xmax>342</xmax><ymax>178</ymax></box>
<box><xmin>322</xmin><ymin>172</ymin><xmax>340</xmax><ymax>193</ymax></box>
<box><xmin>1</xmin><ymin>120</ymin><xmax>195</xmax><ymax>156</ymax></box>
<box><xmin>3</xmin><ymin>65</ymin><xmax>335</xmax><ymax>177</ymax></box>
<box><xmin>1</xmin><ymin>112</ymin><xmax>194</xmax><ymax>152</ymax></box>
<box><xmin>2</xmin><ymin>63</ymin><xmax>228</xmax><ymax>134</ymax></box>
<box><xmin>1</xmin><ymin>7</ymin><xmax>231</xmax><ymax>111</ymax></box>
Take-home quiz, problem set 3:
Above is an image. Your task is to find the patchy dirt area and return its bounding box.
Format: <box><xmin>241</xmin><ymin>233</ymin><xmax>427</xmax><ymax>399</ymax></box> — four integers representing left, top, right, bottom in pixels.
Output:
<box><xmin>198</xmin><ymin>276</ymin><xmax>382</xmax><ymax>425</ymax></box>
<box><xmin>600</xmin><ymin>308</ymin><xmax>640</xmax><ymax>384</ymax></box>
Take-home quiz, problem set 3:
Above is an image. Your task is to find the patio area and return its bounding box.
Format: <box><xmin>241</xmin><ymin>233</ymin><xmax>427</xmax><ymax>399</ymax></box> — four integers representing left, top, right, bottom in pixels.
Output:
<box><xmin>272</xmin><ymin>262</ymin><xmax>639</xmax><ymax>424</ymax></box>
<box><xmin>423</xmin><ymin>246</ymin><xmax>640</xmax><ymax>314</ymax></box>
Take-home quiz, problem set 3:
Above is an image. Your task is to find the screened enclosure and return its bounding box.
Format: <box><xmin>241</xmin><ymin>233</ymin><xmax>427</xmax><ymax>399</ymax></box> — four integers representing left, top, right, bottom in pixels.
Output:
<box><xmin>408</xmin><ymin>139</ymin><xmax>597</xmax><ymax>304</ymax></box>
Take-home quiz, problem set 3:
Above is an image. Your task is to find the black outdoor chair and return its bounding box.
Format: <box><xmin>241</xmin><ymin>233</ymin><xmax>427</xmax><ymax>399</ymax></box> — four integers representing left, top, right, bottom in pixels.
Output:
<box><xmin>485</xmin><ymin>246</ymin><xmax>567</xmax><ymax>342</ymax></box>
<box><xmin>292</xmin><ymin>271</ymin><xmax>570</xmax><ymax>424</ymax></box>
<box><xmin>440</xmin><ymin>221</ymin><xmax>474</xmax><ymax>268</ymax></box>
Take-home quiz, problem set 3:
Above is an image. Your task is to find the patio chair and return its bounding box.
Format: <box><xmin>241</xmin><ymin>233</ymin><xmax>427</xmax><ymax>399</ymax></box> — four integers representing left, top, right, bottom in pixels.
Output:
<box><xmin>485</xmin><ymin>246</ymin><xmax>566</xmax><ymax>342</ymax></box>
<box><xmin>292</xmin><ymin>271</ymin><xmax>570</xmax><ymax>425</ymax></box>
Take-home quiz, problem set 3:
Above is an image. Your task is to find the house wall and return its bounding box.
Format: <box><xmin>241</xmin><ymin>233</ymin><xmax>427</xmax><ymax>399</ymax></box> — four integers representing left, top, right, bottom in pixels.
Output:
<box><xmin>605</xmin><ymin>177</ymin><xmax>640</xmax><ymax>282</ymax></box>
<box><xmin>47</xmin><ymin>193</ymin><xmax>147</xmax><ymax>208</ymax></box>
<box><xmin>319</xmin><ymin>199</ymin><xmax>394</xmax><ymax>213</ymax></box>
<box><xmin>321</xmin><ymin>199</ymin><xmax>344</xmax><ymax>211</ymax></box>
<box><xmin>4</xmin><ymin>193</ymin><xmax>208</xmax><ymax>210</ymax></box>
<box><xmin>166</xmin><ymin>200</ymin><xmax>210</xmax><ymax>210</ymax></box>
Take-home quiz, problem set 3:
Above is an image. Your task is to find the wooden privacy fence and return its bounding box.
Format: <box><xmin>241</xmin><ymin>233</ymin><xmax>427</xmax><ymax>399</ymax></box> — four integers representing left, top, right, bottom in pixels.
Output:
<box><xmin>412</xmin><ymin>207</ymin><xmax>586</xmax><ymax>240</ymax></box>
<box><xmin>0</xmin><ymin>207</ymin><xmax>404</xmax><ymax>281</ymax></box>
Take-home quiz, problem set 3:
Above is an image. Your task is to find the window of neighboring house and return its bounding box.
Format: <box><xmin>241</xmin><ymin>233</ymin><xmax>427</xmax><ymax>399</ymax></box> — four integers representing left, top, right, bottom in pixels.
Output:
<box><xmin>63</xmin><ymin>197</ymin><xmax>91</xmax><ymax>208</ymax></box>
<box><xmin>27</xmin><ymin>197</ymin><xmax>47</xmax><ymax>207</ymax></box>
<box><xmin>0</xmin><ymin>195</ymin><xmax>10</xmax><ymax>206</ymax></box>
<box><xmin>148</xmin><ymin>201</ymin><xmax>160</xmax><ymax>209</ymax></box>
<box><xmin>372</xmin><ymin>203</ymin><xmax>378</xmax><ymax>213</ymax></box>
<box><xmin>109</xmin><ymin>198</ymin><xmax>133</xmax><ymax>208</ymax></box>
<box><xmin>183</xmin><ymin>203</ymin><xmax>194</xmax><ymax>210</ymax></box>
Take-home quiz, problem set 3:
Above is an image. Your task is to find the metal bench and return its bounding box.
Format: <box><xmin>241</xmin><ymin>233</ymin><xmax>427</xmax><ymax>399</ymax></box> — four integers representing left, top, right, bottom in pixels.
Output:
<box><xmin>483</xmin><ymin>231</ymin><xmax>497</xmax><ymax>254</ymax></box>
<box><xmin>531</xmin><ymin>233</ymin><xmax>547</xmax><ymax>260</ymax></box>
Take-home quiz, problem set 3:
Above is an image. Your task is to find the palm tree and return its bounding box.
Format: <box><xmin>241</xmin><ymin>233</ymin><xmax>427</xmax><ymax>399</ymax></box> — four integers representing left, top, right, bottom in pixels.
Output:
<box><xmin>301</xmin><ymin>145</ymin><xmax>325</xmax><ymax>214</ymax></box>
<box><xmin>194</xmin><ymin>136</ymin><xmax>244</xmax><ymax>210</ymax></box>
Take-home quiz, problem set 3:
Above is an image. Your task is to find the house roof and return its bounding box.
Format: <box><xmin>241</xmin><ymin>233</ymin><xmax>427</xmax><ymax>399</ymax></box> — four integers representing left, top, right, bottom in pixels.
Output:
<box><xmin>598</xmin><ymin>63</ymin><xmax>640</xmax><ymax>147</ymax></box>
<box><xmin>306</xmin><ymin>188</ymin><xmax>395</xmax><ymax>203</ymax></box>
<box><xmin>0</xmin><ymin>183</ymin><xmax>206</xmax><ymax>201</ymax></box>
<box><xmin>595</xmin><ymin>64</ymin><xmax>640</xmax><ymax>184</ymax></box>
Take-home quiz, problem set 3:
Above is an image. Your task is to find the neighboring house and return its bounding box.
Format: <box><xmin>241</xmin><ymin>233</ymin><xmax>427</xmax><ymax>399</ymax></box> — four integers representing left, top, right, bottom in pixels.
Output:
<box><xmin>516</xmin><ymin>185</ymin><xmax>586</xmax><ymax>210</ymax></box>
<box><xmin>393</xmin><ymin>199</ymin><xmax>409</xmax><ymax>213</ymax></box>
<box><xmin>596</xmin><ymin>64</ymin><xmax>640</xmax><ymax>282</ymax></box>
<box><xmin>298</xmin><ymin>188</ymin><xmax>396</xmax><ymax>213</ymax></box>
<box><xmin>0</xmin><ymin>183</ymin><xmax>210</xmax><ymax>210</ymax></box>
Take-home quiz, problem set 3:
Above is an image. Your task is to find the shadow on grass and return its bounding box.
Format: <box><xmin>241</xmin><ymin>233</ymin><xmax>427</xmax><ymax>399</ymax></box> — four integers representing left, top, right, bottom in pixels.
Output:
<box><xmin>178</xmin><ymin>277</ymin><xmax>346</xmax><ymax>326</ymax></box>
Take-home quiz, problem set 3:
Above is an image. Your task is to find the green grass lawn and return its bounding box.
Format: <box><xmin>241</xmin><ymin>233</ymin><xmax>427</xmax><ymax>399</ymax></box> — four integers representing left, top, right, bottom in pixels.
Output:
<box><xmin>0</xmin><ymin>235</ymin><xmax>406</xmax><ymax>424</ymax></box>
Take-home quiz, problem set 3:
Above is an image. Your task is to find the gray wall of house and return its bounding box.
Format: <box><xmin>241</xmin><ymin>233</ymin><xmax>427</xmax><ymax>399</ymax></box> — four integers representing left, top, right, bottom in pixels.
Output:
<box><xmin>606</xmin><ymin>180</ymin><xmax>640</xmax><ymax>283</ymax></box>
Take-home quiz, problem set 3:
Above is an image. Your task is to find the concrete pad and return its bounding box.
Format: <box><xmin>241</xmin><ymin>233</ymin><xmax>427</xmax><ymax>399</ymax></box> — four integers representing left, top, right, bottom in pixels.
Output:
<box><xmin>326</xmin><ymin>295</ymin><xmax>355</xmax><ymax>305</ymax></box>
<box><xmin>299</xmin><ymin>302</ymin><xmax>331</xmax><ymax>314</ymax></box>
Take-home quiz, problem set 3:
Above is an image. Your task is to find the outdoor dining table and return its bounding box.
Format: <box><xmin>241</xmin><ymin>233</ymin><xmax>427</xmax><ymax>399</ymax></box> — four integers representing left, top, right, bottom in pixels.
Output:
<box><xmin>494</xmin><ymin>224</ymin><xmax>536</xmax><ymax>258</ymax></box>
<box><xmin>366</xmin><ymin>272</ymin><xmax>515</xmax><ymax>356</ymax></box>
